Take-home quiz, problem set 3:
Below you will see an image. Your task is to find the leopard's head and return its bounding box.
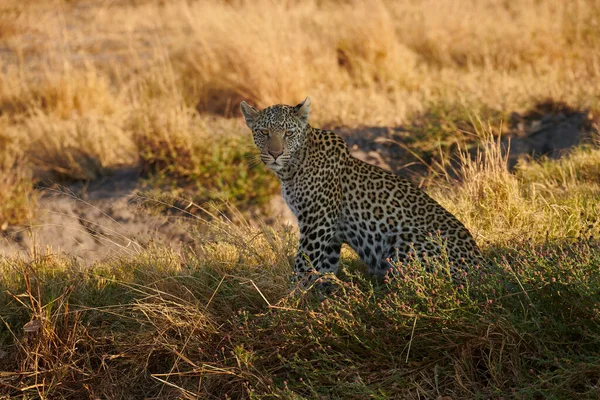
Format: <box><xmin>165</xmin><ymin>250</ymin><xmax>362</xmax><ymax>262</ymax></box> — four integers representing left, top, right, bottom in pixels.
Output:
<box><xmin>240</xmin><ymin>97</ymin><xmax>310</xmax><ymax>172</ymax></box>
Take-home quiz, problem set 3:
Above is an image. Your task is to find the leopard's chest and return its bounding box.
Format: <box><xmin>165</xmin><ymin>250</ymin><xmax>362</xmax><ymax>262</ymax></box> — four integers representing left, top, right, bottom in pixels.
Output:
<box><xmin>279</xmin><ymin>152</ymin><xmax>342</xmax><ymax>224</ymax></box>
<box><xmin>281</xmin><ymin>173</ymin><xmax>322</xmax><ymax>221</ymax></box>
<box><xmin>281</xmin><ymin>182</ymin><xmax>301</xmax><ymax>218</ymax></box>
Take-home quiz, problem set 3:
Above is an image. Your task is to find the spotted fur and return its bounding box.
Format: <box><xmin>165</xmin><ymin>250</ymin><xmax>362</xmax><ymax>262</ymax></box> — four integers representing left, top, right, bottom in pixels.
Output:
<box><xmin>241</xmin><ymin>98</ymin><xmax>483</xmax><ymax>283</ymax></box>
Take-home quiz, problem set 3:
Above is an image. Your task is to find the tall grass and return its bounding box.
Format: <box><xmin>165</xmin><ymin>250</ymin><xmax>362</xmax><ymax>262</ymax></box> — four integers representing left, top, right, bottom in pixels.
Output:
<box><xmin>431</xmin><ymin>124</ymin><xmax>600</xmax><ymax>245</ymax></box>
<box><xmin>1</xmin><ymin>121</ymin><xmax>600</xmax><ymax>398</ymax></box>
<box><xmin>0</xmin><ymin>124</ymin><xmax>35</xmax><ymax>226</ymax></box>
<box><xmin>0</xmin><ymin>0</ymin><xmax>599</xmax><ymax>223</ymax></box>
<box><xmin>0</xmin><ymin>227</ymin><xmax>599</xmax><ymax>398</ymax></box>
<box><xmin>0</xmin><ymin>2</ymin><xmax>599</xmax><ymax>396</ymax></box>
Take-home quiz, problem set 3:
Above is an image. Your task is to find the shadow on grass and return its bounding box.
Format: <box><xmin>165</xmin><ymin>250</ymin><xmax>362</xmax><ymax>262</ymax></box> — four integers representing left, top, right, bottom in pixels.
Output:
<box><xmin>335</xmin><ymin>99</ymin><xmax>598</xmax><ymax>183</ymax></box>
<box><xmin>1</xmin><ymin>236</ymin><xmax>599</xmax><ymax>398</ymax></box>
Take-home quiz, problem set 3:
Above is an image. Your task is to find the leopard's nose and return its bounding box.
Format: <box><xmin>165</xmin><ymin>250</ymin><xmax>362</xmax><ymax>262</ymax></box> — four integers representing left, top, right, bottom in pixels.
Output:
<box><xmin>269</xmin><ymin>150</ymin><xmax>283</xmax><ymax>160</ymax></box>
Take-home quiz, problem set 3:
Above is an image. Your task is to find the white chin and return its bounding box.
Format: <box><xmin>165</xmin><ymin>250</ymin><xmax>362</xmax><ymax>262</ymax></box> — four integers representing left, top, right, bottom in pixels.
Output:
<box><xmin>268</xmin><ymin>163</ymin><xmax>283</xmax><ymax>171</ymax></box>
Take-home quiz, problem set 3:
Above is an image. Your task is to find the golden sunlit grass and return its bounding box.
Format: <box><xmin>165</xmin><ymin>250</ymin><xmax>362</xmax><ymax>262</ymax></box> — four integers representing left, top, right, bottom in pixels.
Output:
<box><xmin>433</xmin><ymin>125</ymin><xmax>600</xmax><ymax>245</ymax></box>
<box><xmin>0</xmin><ymin>0</ymin><xmax>598</xmax><ymax>224</ymax></box>
<box><xmin>0</xmin><ymin>0</ymin><xmax>598</xmax><ymax>223</ymax></box>
<box><xmin>0</xmin><ymin>1</ymin><xmax>598</xmax><ymax>157</ymax></box>
<box><xmin>0</xmin><ymin>150</ymin><xmax>34</xmax><ymax>227</ymax></box>
<box><xmin>1</xmin><ymin>0</ymin><xmax>600</xmax><ymax>397</ymax></box>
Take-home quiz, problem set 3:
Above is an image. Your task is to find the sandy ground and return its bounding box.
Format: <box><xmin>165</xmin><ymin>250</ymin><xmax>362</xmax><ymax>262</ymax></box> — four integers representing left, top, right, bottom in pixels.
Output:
<box><xmin>1</xmin><ymin>106</ymin><xmax>594</xmax><ymax>262</ymax></box>
<box><xmin>0</xmin><ymin>168</ymin><xmax>193</xmax><ymax>262</ymax></box>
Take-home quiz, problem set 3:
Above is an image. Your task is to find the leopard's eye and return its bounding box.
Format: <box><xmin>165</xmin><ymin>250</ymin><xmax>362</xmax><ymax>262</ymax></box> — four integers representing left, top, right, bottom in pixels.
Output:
<box><xmin>285</xmin><ymin>130</ymin><xmax>294</xmax><ymax>137</ymax></box>
<box><xmin>258</xmin><ymin>129</ymin><xmax>269</xmax><ymax>135</ymax></box>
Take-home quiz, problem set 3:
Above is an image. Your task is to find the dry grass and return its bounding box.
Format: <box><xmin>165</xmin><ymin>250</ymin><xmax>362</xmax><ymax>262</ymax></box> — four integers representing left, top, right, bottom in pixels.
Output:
<box><xmin>1</xmin><ymin>114</ymin><xmax>599</xmax><ymax>397</ymax></box>
<box><xmin>0</xmin><ymin>124</ymin><xmax>35</xmax><ymax>227</ymax></box>
<box><xmin>0</xmin><ymin>0</ymin><xmax>599</xmax><ymax>223</ymax></box>
<box><xmin>0</xmin><ymin>1</ymin><xmax>600</xmax><ymax>397</ymax></box>
<box><xmin>430</xmin><ymin>124</ymin><xmax>600</xmax><ymax>245</ymax></box>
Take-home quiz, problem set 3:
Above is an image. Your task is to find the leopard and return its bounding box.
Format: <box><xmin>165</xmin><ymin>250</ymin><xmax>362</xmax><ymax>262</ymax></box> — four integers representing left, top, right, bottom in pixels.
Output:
<box><xmin>240</xmin><ymin>97</ymin><xmax>483</xmax><ymax>285</ymax></box>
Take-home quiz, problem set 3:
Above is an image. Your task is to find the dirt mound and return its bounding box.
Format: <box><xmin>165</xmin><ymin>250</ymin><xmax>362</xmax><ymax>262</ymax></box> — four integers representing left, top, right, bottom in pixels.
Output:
<box><xmin>1</xmin><ymin>169</ymin><xmax>193</xmax><ymax>262</ymax></box>
<box><xmin>505</xmin><ymin>100</ymin><xmax>597</xmax><ymax>167</ymax></box>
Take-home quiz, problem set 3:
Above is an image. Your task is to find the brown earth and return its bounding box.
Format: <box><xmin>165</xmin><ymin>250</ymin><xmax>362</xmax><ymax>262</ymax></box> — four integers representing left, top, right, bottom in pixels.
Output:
<box><xmin>0</xmin><ymin>169</ymin><xmax>193</xmax><ymax>262</ymax></box>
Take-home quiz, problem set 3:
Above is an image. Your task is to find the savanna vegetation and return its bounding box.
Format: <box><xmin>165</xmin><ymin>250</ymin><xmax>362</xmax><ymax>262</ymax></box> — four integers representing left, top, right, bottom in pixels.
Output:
<box><xmin>1</xmin><ymin>0</ymin><xmax>600</xmax><ymax>398</ymax></box>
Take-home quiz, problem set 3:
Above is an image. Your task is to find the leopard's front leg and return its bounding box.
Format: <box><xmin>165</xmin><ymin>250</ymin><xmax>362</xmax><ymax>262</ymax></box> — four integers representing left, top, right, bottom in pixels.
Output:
<box><xmin>293</xmin><ymin>219</ymin><xmax>342</xmax><ymax>285</ymax></box>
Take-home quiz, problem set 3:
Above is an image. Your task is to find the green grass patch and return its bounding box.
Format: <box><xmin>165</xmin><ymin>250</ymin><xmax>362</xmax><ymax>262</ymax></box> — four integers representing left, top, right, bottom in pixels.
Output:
<box><xmin>130</xmin><ymin>105</ymin><xmax>279</xmax><ymax>217</ymax></box>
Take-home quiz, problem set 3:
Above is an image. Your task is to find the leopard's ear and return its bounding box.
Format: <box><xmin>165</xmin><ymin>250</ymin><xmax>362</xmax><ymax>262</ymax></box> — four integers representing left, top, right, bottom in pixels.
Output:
<box><xmin>294</xmin><ymin>97</ymin><xmax>310</xmax><ymax>125</ymax></box>
<box><xmin>240</xmin><ymin>101</ymin><xmax>259</xmax><ymax>128</ymax></box>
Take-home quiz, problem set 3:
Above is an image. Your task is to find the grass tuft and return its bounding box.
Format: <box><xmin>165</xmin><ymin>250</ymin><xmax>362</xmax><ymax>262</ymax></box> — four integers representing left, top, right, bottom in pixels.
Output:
<box><xmin>130</xmin><ymin>104</ymin><xmax>279</xmax><ymax>215</ymax></box>
<box><xmin>433</xmin><ymin>123</ymin><xmax>600</xmax><ymax>245</ymax></box>
<box><xmin>0</xmin><ymin>128</ymin><xmax>34</xmax><ymax>226</ymax></box>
